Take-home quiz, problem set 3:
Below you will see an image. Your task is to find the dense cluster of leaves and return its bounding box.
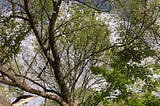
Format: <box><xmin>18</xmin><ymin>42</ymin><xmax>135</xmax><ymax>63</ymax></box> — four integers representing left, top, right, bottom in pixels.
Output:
<box><xmin>82</xmin><ymin>0</ymin><xmax>160</xmax><ymax>105</ymax></box>
<box><xmin>0</xmin><ymin>0</ymin><xmax>30</xmax><ymax>64</ymax></box>
<box><xmin>0</xmin><ymin>18</ymin><xmax>29</xmax><ymax>64</ymax></box>
<box><xmin>127</xmin><ymin>93</ymin><xmax>160</xmax><ymax>106</ymax></box>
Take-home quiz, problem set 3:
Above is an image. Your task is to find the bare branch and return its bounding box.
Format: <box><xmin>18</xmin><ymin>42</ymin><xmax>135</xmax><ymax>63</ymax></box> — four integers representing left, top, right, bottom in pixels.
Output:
<box><xmin>0</xmin><ymin>67</ymin><xmax>68</xmax><ymax>106</ymax></box>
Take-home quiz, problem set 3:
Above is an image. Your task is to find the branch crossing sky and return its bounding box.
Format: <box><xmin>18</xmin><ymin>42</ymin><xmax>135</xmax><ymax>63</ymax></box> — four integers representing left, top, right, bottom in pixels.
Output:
<box><xmin>79</xmin><ymin>0</ymin><xmax>111</xmax><ymax>12</ymax></box>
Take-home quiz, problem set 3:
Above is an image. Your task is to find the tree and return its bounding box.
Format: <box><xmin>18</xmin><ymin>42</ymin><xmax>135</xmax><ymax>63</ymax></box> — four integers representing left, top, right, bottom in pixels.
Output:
<box><xmin>82</xmin><ymin>0</ymin><xmax>160</xmax><ymax>105</ymax></box>
<box><xmin>0</xmin><ymin>0</ymin><xmax>110</xmax><ymax>105</ymax></box>
<box><xmin>0</xmin><ymin>0</ymin><xmax>159</xmax><ymax>106</ymax></box>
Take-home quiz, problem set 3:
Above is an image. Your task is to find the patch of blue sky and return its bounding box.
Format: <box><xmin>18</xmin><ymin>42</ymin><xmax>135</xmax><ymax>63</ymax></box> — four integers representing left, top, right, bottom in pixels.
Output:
<box><xmin>0</xmin><ymin>0</ymin><xmax>20</xmax><ymax>12</ymax></box>
<box><xmin>0</xmin><ymin>0</ymin><xmax>11</xmax><ymax>11</ymax></box>
<box><xmin>79</xmin><ymin>0</ymin><xmax>111</xmax><ymax>12</ymax></box>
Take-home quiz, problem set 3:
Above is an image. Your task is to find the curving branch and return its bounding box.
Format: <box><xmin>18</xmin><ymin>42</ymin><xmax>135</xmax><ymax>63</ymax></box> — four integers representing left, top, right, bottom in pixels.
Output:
<box><xmin>0</xmin><ymin>67</ymin><xmax>68</xmax><ymax>106</ymax></box>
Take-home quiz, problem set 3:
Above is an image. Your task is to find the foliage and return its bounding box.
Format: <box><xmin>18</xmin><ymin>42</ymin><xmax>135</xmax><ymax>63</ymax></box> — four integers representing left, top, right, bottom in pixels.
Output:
<box><xmin>0</xmin><ymin>0</ymin><xmax>159</xmax><ymax>106</ymax></box>
<box><xmin>82</xmin><ymin>0</ymin><xmax>160</xmax><ymax>105</ymax></box>
<box><xmin>127</xmin><ymin>93</ymin><xmax>160</xmax><ymax>106</ymax></box>
<box><xmin>0</xmin><ymin>18</ymin><xmax>29</xmax><ymax>64</ymax></box>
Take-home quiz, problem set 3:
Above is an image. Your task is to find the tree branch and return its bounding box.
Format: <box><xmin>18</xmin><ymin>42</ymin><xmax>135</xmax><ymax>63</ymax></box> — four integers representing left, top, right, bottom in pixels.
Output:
<box><xmin>48</xmin><ymin>0</ymin><xmax>69</xmax><ymax>103</ymax></box>
<box><xmin>0</xmin><ymin>67</ymin><xmax>68</xmax><ymax>106</ymax></box>
<box><xmin>74</xmin><ymin>0</ymin><xmax>111</xmax><ymax>12</ymax></box>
